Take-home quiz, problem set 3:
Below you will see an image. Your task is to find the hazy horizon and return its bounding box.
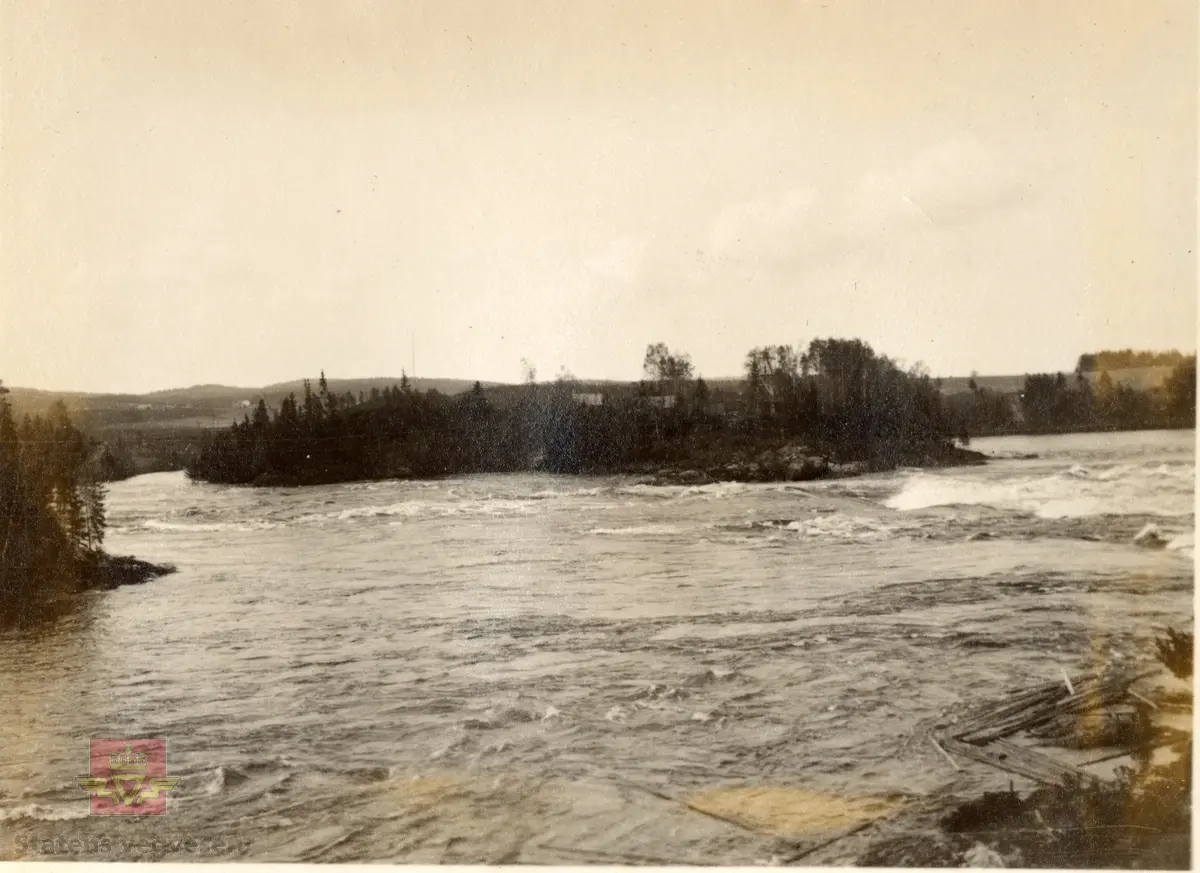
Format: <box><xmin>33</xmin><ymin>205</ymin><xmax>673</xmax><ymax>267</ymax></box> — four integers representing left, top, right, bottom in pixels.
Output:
<box><xmin>7</xmin><ymin>353</ymin><xmax>1194</xmax><ymax>398</ymax></box>
<box><xmin>2</xmin><ymin>0</ymin><xmax>1196</xmax><ymax>394</ymax></box>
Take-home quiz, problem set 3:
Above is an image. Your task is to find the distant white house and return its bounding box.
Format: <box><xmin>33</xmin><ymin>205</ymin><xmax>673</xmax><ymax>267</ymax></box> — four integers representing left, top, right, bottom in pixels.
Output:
<box><xmin>233</xmin><ymin>400</ymin><xmax>252</xmax><ymax>409</ymax></box>
<box><xmin>648</xmin><ymin>395</ymin><xmax>677</xmax><ymax>409</ymax></box>
<box><xmin>572</xmin><ymin>393</ymin><xmax>604</xmax><ymax>406</ymax></box>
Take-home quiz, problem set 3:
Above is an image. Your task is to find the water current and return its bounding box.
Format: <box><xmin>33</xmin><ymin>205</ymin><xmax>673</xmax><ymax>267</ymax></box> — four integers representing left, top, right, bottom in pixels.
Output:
<box><xmin>1</xmin><ymin>430</ymin><xmax>1193</xmax><ymax>863</ymax></box>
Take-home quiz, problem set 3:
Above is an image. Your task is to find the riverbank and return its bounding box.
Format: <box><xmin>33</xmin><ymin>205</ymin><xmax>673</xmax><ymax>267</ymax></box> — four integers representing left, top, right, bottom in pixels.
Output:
<box><xmin>805</xmin><ymin>652</ymin><xmax>1193</xmax><ymax>868</ymax></box>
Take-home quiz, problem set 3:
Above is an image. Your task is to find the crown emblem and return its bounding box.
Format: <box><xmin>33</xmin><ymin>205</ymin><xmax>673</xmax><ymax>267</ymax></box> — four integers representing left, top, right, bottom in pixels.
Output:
<box><xmin>108</xmin><ymin>742</ymin><xmax>148</xmax><ymax>772</ymax></box>
<box><xmin>79</xmin><ymin>738</ymin><xmax>178</xmax><ymax>815</ymax></box>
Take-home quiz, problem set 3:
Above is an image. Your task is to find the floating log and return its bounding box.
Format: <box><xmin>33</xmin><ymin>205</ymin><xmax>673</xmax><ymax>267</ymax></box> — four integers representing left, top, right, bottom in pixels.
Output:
<box><xmin>1060</xmin><ymin>667</ymin><xmax>1075</xmax><ymax>696</ymax></box>
<box><xmin>534</xmin><ymin>843</ymin><xmax>715</xmax><ymax>866</ymax></box>
<box><xmin>614</xmin><ymin>779</ymin><xmax>769</xmax><ymax>836</ymax></box>
<box><xmin>1128</xmin><ymin>689</ymin><xmax>1159</xmax><ymax>710</ymax></box>
<box><xmin>938</xmin><ymin>736</ymin><xmax>1100</xmax><ymax>787</ymax></box>
<box><xmin>781</xmin><ymin>819</ymin><xmax>877</xmax><ymax>864</ymax></box>
<box><xmin>930</xmin><ymin>737</ymin><xmax>961</xmax><ymax>771</ymax></box>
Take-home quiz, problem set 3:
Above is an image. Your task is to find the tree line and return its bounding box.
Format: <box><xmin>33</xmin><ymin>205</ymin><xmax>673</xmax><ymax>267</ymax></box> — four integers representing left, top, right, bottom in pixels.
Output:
<box><xmin>949</xmin><ymin>355</ymin><xmax>1196</xmax><ymax>437</ymax></box>
<box><xmin>1076</xmin><ymin>349</ymin><xmax>1191</xmax><ymax>373</ymax></box>
<box><xmin>186</xmin><ymin>338</ymin><xmax>964</xmax><ymax>486</ymax></box>
<box><xmin>0</xmin><ymin>381</ymin><xmax>108</xmax><ymax>608</ymax></box>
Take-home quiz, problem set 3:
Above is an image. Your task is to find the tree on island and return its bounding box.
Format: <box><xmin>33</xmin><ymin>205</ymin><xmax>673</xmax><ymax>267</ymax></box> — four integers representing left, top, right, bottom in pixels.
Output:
<box><xmin>694</xmin><ymin>377</ymin><xmax>710</xmax><ymax>414</ymax></box>
<box><xmin>187</xmin><ymin>335</ymin><xmax>972</xmax><ymax>487</ymax></box>
<box><xmin>643</xmin><ymin>343</ymin><xmax>694</xmax><ymax>404</ymax></box>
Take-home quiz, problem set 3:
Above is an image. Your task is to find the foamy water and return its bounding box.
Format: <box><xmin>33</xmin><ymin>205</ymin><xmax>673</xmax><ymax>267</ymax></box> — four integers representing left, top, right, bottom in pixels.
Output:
<box><xmin>0</xmin><ymin>430</ymin><xmax>1192</xmax><ymax>863</ymax></box>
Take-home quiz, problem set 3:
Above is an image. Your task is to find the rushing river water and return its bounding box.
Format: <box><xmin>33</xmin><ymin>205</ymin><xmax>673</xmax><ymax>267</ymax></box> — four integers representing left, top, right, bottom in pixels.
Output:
<box><xmin>1</xmin><ymin>430</ymin><xmax>1193</xmax><ymax>863</ymax></box>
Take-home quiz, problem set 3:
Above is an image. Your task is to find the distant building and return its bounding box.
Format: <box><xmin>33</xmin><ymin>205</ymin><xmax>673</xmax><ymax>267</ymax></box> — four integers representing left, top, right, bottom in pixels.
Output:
<box><xmin>648</xmin><ymin>395</ymin><xmax>677</xmax><ymax>409</ymax></box>
<box><xmin>572</xmin><ymin>393</ymin><xmax>604</xmax><ymax>407</ymax></box>
<box><xmin>234</xmin><ymin>400</ymin><xmax>252</xmax><ymax>408</ymax></box>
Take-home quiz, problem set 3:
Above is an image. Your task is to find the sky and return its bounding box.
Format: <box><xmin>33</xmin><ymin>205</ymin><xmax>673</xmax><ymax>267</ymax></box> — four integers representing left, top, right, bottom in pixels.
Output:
<box><xmin>1</xmin><ymin>0</ymin><xmax>1196</xmax><ymax>393</ymax></box>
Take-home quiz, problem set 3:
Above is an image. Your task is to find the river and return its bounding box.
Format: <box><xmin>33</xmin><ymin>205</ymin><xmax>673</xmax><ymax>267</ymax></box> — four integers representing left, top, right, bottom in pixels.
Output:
<box><xmin>1</xmin><ymin>430</ymin><xmax>1193</xmax><ymax>863</ymax></box>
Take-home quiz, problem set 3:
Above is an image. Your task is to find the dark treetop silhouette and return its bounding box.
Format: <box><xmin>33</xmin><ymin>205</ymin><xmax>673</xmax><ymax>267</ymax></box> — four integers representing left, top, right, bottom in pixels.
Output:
<box><xmin>186</xmin><ymin>338</ymin><xmax>983</xmax><ymax>487</ymax></box>
<box><xmin>0</xmin><ymin>381</ymin><xmax>173</xmax><ymax>624</ymax></box>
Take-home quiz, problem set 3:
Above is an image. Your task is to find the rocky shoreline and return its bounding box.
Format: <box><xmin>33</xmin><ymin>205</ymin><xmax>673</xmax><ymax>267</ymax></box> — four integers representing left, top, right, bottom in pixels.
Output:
<box><xmin>243</xmin><ymin>443</ymin><xmax>987</xmax><ymax>489</ymax></box>
<box><xmin>2</xmin><ymin>554</ymin><xmax>177</xmax><ymax>629</ymax></box>
<box><xmin>624</xmin><ymin>443</ymin><xmax>987</xmax><ymax>487</ymax></box>
<box><xmin>80</xmin><ymin>553</ymin><xmax>177</xmax><ymax>592</ymax></box>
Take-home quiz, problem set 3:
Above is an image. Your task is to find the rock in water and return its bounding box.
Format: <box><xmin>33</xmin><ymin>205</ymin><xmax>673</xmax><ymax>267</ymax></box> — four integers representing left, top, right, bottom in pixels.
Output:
<box><xmin>829</xmin><ymin>461</ymin><xmax>869</xmax><ymax>477</ymax></box>
<box><xmin>963</xmin><ymin>842</ymin><xmax>1006</xmax><ymax>868</ymax></box>
<box><xmin>1133</xmin><ymin>523</ymin><xmax>1169</xmax><ymax>548</ymax></box>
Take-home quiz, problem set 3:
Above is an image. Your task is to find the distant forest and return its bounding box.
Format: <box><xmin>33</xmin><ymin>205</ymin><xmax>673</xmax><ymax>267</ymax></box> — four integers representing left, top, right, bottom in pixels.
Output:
<box><xmin>186</xmin><ymin>338</ymin><xmax>962</xmax><ymax>486</ymax></box>
<box><xmin>949</xmin><ymin>354</ymin><xmax>1195</xmax><ymax>437</ymax></box>
<box><xmin>1076</xmin><ymin>349</ymin><xmax>1192</xmax><ymax>372</ymax></box>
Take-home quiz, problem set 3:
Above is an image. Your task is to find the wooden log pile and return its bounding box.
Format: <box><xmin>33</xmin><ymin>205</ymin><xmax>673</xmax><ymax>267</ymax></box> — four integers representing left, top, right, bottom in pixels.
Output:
<box><xmin>930</xmin><ymin>669</ymin><xmax>1158</xmax><ymax>786</ymax></box>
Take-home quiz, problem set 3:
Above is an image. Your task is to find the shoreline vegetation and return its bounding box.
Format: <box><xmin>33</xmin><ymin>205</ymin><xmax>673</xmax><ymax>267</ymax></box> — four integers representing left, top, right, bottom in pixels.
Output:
<box><xmin>949</xmin><ymin>351</ymin><xmax>1196</xmax><ymax>439</ymax></box>
<box><xmin>4</xmin><ymin>347</ymin><xmax>1190</xmax><ymax>486</ymax></box>
<box><xmin>186</xmin><ymin>338</ymin><xmax>988</xmax><ymax>487</ymax></box>
<box><xmin>0</xmin><ymin>382</ymin><xmax>174</xmax><ymax>625</ymax></box>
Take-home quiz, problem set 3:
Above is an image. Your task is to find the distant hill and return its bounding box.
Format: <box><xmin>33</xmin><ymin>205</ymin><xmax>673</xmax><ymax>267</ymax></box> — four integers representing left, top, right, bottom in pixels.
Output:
<box><xmin>4</xmin><ymin>377</ymin><xmax>506</xmax><ymax>434</ymax></box>
<box><xmin>142</xmin><ymin>384</ymin><xmax>258</xmax><ymax>403</ymax></box>
<box><xmin>260</xmin><ymin>377</ymin><xmax>496</xmax><ymax>404</ymax></box>
<box><xmin>937</xmin><ymin>374</ymin><xmax>1027</xmax><ymax>396</ymax></box>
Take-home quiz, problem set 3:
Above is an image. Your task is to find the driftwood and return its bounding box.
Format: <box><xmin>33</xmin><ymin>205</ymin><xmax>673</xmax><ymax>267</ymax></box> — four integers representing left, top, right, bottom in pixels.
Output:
<box><xmin>950</xmin><ymin>671</ymin><xmax>1155</xmax><ymax>746</ymax></box>
<box><xmin>1127</xmin><ymin>689</ymin><xmax>1159</xmax><ymax>710</ymax></box>
<box><xmin>614</xmin><ymin>778</ymin><xmax>771</xmax><ymax>836</ymax></box>
<box><xmin>930</xmin><ymin>669</ymin><xmax>1157</xmax><ymax>787</ymax></box>
<box><xmin>929</xmin><ymin>737</ymin><xmax>961</xmax><ymax>771</ymax></box>
<box><xmin>533</xmin><ymin>843</ymin><xmax>716</xmax><ymax>866</ymax></box>
<box><xmin>780</xmin><ymin>819</ymin><xmax>878</xmax><ymax>864</ymax></box>
<box><xmin>1029</xmin><ymin>703</ymin><xmax>1148</xmax><ymax>749</ymax></box>
<box><xmin>939</xmin><ymin>736</ymin><xmax>1100</xmax><ymax>786</ymax></box>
